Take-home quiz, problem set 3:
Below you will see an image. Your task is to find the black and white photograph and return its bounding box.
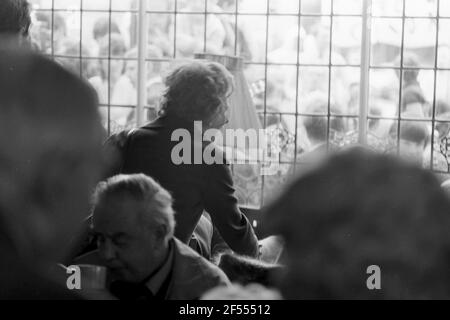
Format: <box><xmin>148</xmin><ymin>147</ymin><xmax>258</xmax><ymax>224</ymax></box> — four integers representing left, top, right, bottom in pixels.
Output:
<box><xmin>1</xmin><ymin>0</ymin><xmax>450</xmax><ymax>306</ymax></box>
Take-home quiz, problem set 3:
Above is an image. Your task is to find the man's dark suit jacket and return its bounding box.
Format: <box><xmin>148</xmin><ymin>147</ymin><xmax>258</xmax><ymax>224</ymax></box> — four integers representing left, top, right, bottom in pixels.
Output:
<box><xmin>160</xmin><ymin>238</ymin><xmax>230</xmax><ymax>300</ymax></box>
<box><xmin>121</xmin><ymin>115</ymin><xmax>259</xmax><ymax>257</ymax></box>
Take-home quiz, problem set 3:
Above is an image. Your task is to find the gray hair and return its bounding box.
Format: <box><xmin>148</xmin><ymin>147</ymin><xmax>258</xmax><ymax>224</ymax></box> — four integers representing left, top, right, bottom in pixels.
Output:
<box><xmin>94</xmin><ymin>174</ymin><xmax>176</xmax><ymax>241</ymax></box>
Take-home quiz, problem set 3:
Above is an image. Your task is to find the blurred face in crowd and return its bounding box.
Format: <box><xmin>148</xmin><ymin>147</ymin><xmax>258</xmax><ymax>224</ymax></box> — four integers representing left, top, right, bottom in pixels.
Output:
<box><xmin>101</xmin><ymin>59</ymin><xmax>124</xmax><ymax>84</ymax></box>
<box><xmin>125</xmin><ymin>60</ymin><xmax>155</xmax><ymax>89</ymax></box>
<box><xmin>399</xmin><ymin>139</ymin><xmax>425</xmax><ymax>165</ymax></box>
<box><xmin>93</xmin><ymin>196</ymin><xmax>165</xmax><ymax>283</ymax></box>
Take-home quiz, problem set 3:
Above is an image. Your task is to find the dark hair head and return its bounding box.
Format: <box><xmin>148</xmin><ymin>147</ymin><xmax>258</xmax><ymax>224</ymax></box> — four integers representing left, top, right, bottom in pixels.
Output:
<box><xmin>0</xmin><ymin>0</ymin><xmax>31</xmax><ymax>36</ymax></box>
<box><xmin>303</xmin><ymin>94</ymin><xmax>345</xmax><ymax>143</ymax></box>
<box><xmin>159</xmin><ymin>61</ymin><xmax>233</xmax><ymax>122</ymax></box>
<box><xmin>264</xmin><ymin>147</ymin><xmax>450</xmax><ymax>299</ymax></box>
<box><xmin>399</xmin><ymin>120</ymin><xmax>429</xmax><ymax>146</ymax></box>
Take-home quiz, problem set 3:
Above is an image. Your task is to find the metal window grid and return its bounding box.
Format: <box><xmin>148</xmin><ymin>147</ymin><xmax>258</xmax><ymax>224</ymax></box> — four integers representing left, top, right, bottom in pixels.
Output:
<box><xmin>30</xmin><ymin>0</ymin><xmax>450</xmax><ymax>206</ymax></box>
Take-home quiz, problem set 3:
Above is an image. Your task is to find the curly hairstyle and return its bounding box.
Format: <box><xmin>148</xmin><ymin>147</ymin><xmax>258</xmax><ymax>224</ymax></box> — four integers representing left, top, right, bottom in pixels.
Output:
<box><xmin>264</xmin><ymin>147</ymin><xmax>450</xmax><ymax>299</ymax></box>
<box><xmin>0</xmin><ymin>0</ymin><xmax>31</xmax><ymax>36</ymax></box>
<box><xmin>159</xmin><ymin>61</ymin><xmax>233</xmax><ymax>123</ymax></box>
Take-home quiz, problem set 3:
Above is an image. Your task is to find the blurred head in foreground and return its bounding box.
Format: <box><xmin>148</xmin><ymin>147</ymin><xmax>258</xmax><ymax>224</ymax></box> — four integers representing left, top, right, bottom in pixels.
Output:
<box><xmin>0</xmin><ymin>43</ymin><xmax>103</xmax><ymax>266</ymax></box>
<box><xmin>264</xmin><ymin>147</ymin><xmax>450</xmax><ymax>299</ymax></box>
<box><xmin>0</xmin><ymin>0</ymin><xmax>31</xmax><ymax>46</ymax></box>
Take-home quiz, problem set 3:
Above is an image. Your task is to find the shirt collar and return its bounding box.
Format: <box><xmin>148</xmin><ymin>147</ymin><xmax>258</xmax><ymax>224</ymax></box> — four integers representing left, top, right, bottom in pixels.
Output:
<box><xmin>144</xmin><ymin>240</ymin><xmax>175</xmax><ymax>296</ymax></box>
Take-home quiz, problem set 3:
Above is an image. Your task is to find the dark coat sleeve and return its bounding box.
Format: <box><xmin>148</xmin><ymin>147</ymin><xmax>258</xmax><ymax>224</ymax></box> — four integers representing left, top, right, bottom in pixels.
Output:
<box><xmin>201</xmin><ymin>155</ymin><xmax>259</xmax><ymax>258</ymax></box>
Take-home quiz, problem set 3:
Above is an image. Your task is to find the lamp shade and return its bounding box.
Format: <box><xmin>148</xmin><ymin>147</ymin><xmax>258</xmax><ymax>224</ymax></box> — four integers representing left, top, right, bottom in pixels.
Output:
<box><xmin>194</xmin><ymin>53</ymin><xmax>262</xmax><ymax>139</ymax></box>
<box><xmin>195</xmin><ymin>53</ymin><xmax>264</xmax><ymax>209</ymax></box>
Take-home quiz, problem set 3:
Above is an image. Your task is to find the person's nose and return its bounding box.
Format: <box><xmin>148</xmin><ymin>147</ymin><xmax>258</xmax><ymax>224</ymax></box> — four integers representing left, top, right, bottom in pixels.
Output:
<box><xmin>99</xmin><ymin>238</ymin><xmax>117</xmax><ymax>262</ymax></box>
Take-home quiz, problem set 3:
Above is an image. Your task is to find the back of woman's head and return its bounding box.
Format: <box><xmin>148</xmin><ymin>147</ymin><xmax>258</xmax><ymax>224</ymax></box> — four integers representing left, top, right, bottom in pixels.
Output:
<box><xmin>159</xmin><ymin>61</ymin><xmax>233</xmax><ymax>123</ymax></box>
<box><xmin>265</xmin><ymin>147</ymin><xmax>450</xmax><ymax>299</ymax></box>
